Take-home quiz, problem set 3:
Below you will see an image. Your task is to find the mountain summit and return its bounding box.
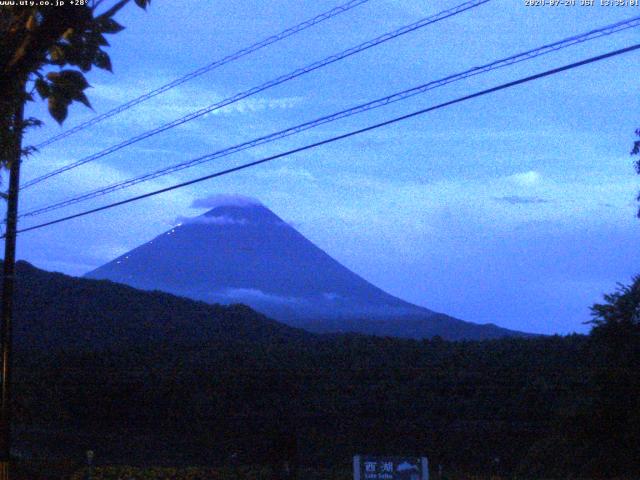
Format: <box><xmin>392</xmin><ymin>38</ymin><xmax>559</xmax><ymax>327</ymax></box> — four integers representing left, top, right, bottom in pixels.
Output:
<box><xmin>87</xmin><ymin>197</ymin><xmax>420</xmax><ymax>319</ymax></box>
<box><xmin>86</xmin><ymin>196</ymin><xmax>526</xmax><ymax>339</ymax></box>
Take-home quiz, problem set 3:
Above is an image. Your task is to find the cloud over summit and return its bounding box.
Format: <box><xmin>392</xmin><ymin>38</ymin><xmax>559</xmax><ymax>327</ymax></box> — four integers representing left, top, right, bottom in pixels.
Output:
<box><xmin>174</xmin><ymin>215</ymin><xmax>249</xmax><ymax>226</ymax></box>
<box><xmin>190</xmin><ymin>194</ymin><xmax>262</xmax><ymax>210</ymax></box>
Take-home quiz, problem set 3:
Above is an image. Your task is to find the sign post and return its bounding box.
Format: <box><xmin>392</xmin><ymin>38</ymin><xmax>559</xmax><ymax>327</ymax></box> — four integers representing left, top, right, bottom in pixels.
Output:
<box><xmin>354</xmin><ymin>455</ymin><xmax>429</xmax><ymax>480</ymax></box>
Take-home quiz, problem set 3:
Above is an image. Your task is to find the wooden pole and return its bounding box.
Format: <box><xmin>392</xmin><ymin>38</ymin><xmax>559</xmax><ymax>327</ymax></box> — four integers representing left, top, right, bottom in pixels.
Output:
<box><xmin>0</xmin><ymin>84</ymin><xmax>25</xmax><ymax>480</ymax></box>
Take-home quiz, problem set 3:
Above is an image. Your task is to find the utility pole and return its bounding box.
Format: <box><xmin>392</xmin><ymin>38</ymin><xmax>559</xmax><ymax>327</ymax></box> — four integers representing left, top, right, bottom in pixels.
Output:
<box><xmin>0</xmin><ymin>83</ymin><xmax>26</xmax><ymax>480</ymax></box>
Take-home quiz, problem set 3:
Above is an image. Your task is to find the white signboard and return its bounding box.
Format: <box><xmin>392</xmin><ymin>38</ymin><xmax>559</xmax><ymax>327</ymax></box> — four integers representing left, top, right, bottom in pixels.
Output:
<box><xmin>354</xmin><ymin>455</ymin><xmax>428</xmax><ymax>480</ymax></box>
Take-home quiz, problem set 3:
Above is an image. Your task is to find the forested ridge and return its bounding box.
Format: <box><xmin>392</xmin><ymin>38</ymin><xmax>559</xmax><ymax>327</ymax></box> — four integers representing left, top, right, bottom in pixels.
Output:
<box><xmin>4</xmin><ymin>262</ymin><xmax>640</xmax><ymax>478</ymax></box>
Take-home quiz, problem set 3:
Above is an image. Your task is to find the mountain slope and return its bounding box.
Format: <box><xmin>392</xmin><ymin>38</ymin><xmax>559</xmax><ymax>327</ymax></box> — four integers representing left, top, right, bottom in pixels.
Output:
<box><xmin>87</xmin><ymin>201</ymin><xmax>423</xmax><ymax>319</ymax></box>
<box><xmin>86</xmin><ymin>197</ymin><xmax>527</xmax><ymax>339</ymax></box>
<box><xmin>294</xmin><ymin>314</ymin><xmax>526</xmax><ymax>341</ymax></box>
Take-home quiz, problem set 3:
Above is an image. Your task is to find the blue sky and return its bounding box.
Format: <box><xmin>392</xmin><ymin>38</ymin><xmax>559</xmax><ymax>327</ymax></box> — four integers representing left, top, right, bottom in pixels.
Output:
<box><xmin>15</xmin><ymin>0</ymin><xmax>640</xmax><ymax>334</ymax></box>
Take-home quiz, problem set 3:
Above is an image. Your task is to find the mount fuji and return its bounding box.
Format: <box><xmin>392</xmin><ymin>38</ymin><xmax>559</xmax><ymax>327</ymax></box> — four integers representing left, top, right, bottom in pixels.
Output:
<box><xmin>86</xmin><ymin>196</ymin><xmax>526</xmax><ymax>340</ymax></box>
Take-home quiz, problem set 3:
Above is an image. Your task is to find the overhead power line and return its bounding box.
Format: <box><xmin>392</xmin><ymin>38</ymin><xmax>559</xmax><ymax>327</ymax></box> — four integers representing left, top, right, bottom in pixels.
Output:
<box><xmin>19</xmin><ymin>14</ymin><xmax>640</xmax><ymax>220</ymax></box>
<box><xmin>33</xmin><ymin>0</ymin><xmax>373</xmax><ymax>150</ymax></box>
<box><xmin>11</xmin><ymin>42</ymin><xmax>640</xmax><ymax>238</ymax></box>
<box><xmin>21</xmin><ymin>0</ymin><xmax>490</xmax><ymax>190</ymax></box>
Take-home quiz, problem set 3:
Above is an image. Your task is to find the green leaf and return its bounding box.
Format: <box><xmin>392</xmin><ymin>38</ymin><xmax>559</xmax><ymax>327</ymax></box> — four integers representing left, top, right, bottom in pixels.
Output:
<box><xmin>75</xmin><ymin>92</ymin><xmax>92</xmax><ymax>109</ymax></box>
<box><xmin>23</xmin><ymin>117</ymin><xmax>43</xmax><ymax>129</ymax></box>
<box><xmin>25</xmin><ymin>14</ymin><xmax>37</xmax><ymax>31</ymax></box>
<box><xmin>62</xmin><ymin>27</ymin><xmax>75</xmax><ymax>41</ymax></box>
<box><xmin>49</xmin><ymin>44</ymin><xmax>65</xmax><ymax>64</ymax></box>
<box><xmin>47</xmin><ymin>70</ymin><xmax>92</xmax><ymax>121</ymax></box>
<box><xmin>99</xmin><ymin>18</ymin><xmax>125</xmax><ymax>34</ymax></box>
<box><xmin>57</xmin><ymin>70</ymin><xmax>89</xmax><ymax>90</ymax></box>
<box><xmin>94</xmin><ymin>32</ymin><xmax>110</xmax><ymax>47</ymax></box>
<box><xmin>79</xmin><ymin>55</ymin><xmax>93</xmax><ymax>72</ymax></box>
<box><xmin>94</xmin><ymin>50</ymin><xmax>112</xmax><ymax>72</ymax></box>
<box><xmin>48</xmin><ymin>97</ymin><xmax>68</xmax><ymax>124</ymax></box>
<box><xmin>34</xmin><ymin>78</ymin><xmax>51</xmax><ymax>99</ymax></box>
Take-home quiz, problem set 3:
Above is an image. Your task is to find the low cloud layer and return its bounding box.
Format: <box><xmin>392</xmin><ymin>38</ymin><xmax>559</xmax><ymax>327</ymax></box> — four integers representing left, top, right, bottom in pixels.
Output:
<box><xmin>218</xmin><ymin>288</ymin><xmax>305</xmax><ymax>305</ymax></box>
<box><xmin>494</xmin><ymin>195</ymin><xmax>551</xmax><ymax>205</ymax></box>
<box><xmin>507</xmin><ymin>171</ymin><xmax>542</xmax><ymax>187</ymax></box>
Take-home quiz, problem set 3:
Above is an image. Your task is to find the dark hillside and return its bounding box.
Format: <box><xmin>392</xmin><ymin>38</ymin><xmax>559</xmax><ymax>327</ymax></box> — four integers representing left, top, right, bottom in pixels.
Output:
<box><xmin>6</xmin><ymin>260</ymin><xmax>310</xmax><ymax>351</ymax></box>
<box><xmin>4</xmin><ymin>261</ymin><xmax>637</xmax><ymax>477</ymax></box>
